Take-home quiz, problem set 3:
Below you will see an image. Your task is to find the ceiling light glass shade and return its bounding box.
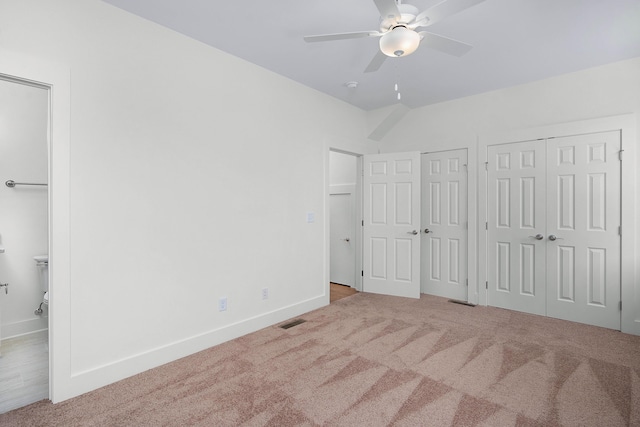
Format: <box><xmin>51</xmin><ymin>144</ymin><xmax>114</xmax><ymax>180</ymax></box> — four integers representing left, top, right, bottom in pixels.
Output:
<box><xmin>379</xmin><ymin>26</ymin><xmax>420</xmax><ymax>57</ymax></box>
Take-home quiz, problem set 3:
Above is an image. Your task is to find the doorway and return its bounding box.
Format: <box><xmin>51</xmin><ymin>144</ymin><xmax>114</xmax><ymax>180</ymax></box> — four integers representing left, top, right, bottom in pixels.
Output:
<box><xmin>486</xmin><ymin>131</ymin><xmax>622</xmax><ymax>330</ymax></box>
<box><xmin>329</xmin><ymin>151</ymin><xmax>360</xmax><ymax>301</ymax></box>
<box><xmin>0</xmin><ymin>77</ymin><xmax>50</xmax><ymax>412</ymax></box>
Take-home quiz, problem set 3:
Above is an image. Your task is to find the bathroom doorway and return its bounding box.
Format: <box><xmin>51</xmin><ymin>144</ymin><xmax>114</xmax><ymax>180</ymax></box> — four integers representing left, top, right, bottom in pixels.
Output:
<box><xmin>0</xmin><ymin>77</ymin><xmax>50</xmax><ymax>413</ymax></box>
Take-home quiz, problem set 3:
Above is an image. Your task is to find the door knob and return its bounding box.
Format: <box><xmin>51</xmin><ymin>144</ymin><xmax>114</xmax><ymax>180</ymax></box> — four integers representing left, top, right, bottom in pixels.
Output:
<box><xmin>407</xmin><ymin>230</ymin><xmax>418</xmax><ymax>235</ymax></box>
<box><xmin>529</xmin><ymin>234</ymin><xmax>544</xmax><ymax>240</ymax></box>
<box><xmin>342</xmin><ymin>238</ymin><xmax>350</xmax><ymax>242</ymax></box>
<box><xmin>424</xmin><ymin>228</ymin><xmax>432</xmax><ymax>234</ymax></box>
<box><xmin>548</xmin><ymin>235</ymin><xmax>563</xmax><ymax>241</ymax></box>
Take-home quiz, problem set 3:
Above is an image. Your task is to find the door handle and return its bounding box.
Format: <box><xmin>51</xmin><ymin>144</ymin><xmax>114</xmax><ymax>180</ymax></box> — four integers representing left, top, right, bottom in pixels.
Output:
<box><xmin>548</xmin><ymin>235</ymin><xmax>564</xmax><ymax>241</ymax></box>
<box><xmin>407</xmin><ymin>230</ymin><xmax>418</xmax><ymax>235</ymax></box>
<box><xmin>424</xmin><ymin>228</ymin><xmax>432</xmax><ymax>234</ymax></box>
<box><xmin>0</xmin><ymin>283</ymin><xmax>7</xmax><ymax>294</ymax></box>
<box><xmin>528</xmin><ymin>234</ymin><xmax>544</xmax><ymax>240</ymax></box>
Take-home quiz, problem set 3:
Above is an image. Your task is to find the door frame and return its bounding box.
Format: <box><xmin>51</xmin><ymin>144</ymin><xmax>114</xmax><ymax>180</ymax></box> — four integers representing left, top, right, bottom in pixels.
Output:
<box><xmin>478</xmin><ymin>114</ymin><xmax>638</xmax><ymax>334</ymax></box>
<box><xmin>325</xmin><ymin>147</ymin><xmax>372</xmax><ymax>297</ymax></box>
<box><xmin>0</xmin><ymin>49</ymin><xmax>71</xmax><ymax>402</ymax></box>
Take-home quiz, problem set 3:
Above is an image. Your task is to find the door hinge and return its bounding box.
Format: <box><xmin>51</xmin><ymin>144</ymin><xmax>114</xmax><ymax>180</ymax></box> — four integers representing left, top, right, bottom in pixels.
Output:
<box><xmin>485</xmin><ymin>222</ymin><xmax>488</xmax><ymax>230</ymax></box>
<box><xmin>361</xmin><ymin>270</ymin><xmax>364</xmax><ymax>277</ymax></box>
<box><xmin>619</xmin><ymin>150</ymin><xmax>624</xmax><ymax>161</ymax></box>
<box><xmin>485</xmin><ymin>281</ymin><xmax>488</xmax><ymax>289</ymax></box>
<box><xmin>362</xmin><ymin>220</ymin><xmax>364</xmax><ymax>226</ymax></box>
<box><xmin>466</xmin><ymin>279</ymin><xmax>468</xmax><ymax>287</ymax></box>
<box><xmin>619</xmin><ymin>225</ymin><xmax>622</xmax><ymax>236</ymax></box>
<box><xmin>484</xmin><ymin>161</ymin><xmax>488</xmax><ymax>171</ymax></box>
<box><xmin>619</xmin><ymin>301</ymin><xmax>622</xmax><ymax>311</ymax></box>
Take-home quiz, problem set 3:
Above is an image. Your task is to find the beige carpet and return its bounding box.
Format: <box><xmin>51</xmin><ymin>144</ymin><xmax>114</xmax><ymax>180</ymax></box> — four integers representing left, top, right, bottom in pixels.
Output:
<box><xmin>2</xmin><ymin>292</ymin><xmax>640</xmax><ymax>426</ymax></box>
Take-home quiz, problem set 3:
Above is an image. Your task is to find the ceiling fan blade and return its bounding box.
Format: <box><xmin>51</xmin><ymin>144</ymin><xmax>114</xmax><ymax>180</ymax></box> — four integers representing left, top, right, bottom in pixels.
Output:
<box><xmin>413</xmin><ymin>0</ymin><xmax>485</xmax><ymax>27</ymax></box>
<box><xmin>303</xmin><ymin>31</ymin><xmax>380</xmax><ymax>43</ymax></box>
<box><xmin>373</xmin><ymin>0</ymin><xmax>401</xmax><ymax>21</ymax></box>
<box><xmin>364</xmin><ymin>50</ymin><xmax>388</xmax><ymax>73</ymax></box>
<box><xmin>418</xmin><ymin>31</ymin><xmax>473</xmax><ymax>56</ymax></box>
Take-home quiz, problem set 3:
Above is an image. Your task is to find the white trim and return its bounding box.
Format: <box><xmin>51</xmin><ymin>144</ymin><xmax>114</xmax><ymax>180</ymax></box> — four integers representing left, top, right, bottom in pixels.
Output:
<box><xmin>1</xmin><ymin>318</ymin><xmax>48</xmax><ymax>340</ymax></box>
<box><xmin>329</xmin><ymin>184</ymin><xmax>356</xmax><ymax>195</ymax></box>
<box><xmin>68</xmin><ymin>295</ymin><xmax>325</xmax><ymax>393</ymax></box>
<box><xmin>0</xmin><ymin>48</ymin><xmax>72</xmax><ymax>401</ymax></box>
<box><xmin>465</xmin><ymin>145</ymin><xmax>479</xmax><ymax>305</ymax></box>
<box><xmin>478</xmin><ymin>114</ymin><xmax>638</xmax><ymax>335</ymax></box>
<box><xmin>325</xmin><ymin>143</ymin><xmax>376</xmax><ymax>295</ymax></box>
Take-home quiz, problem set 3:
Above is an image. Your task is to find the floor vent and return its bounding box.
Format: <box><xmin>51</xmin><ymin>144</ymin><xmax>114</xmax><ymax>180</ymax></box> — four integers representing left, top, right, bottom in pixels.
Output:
<box><xmin>448</xmin><ymin>299</ymin><xmax>477</xmax><ymax>307</ymax></box>
<box><xmin>280</xmin><ymin>319</ymin><xmax>306</xmax><ymax>329</ymax></box>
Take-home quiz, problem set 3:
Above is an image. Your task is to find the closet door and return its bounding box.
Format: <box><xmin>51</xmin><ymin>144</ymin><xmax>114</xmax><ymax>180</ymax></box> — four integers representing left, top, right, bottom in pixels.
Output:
<box><xmin>363</xmin><ymin>152</ymin><xmax>421</xmax><ymax>298</ymax></box>
<box><xmin>546</xmin><ymin>131</ymin><xmax>621</xmax><ymax>330</ymax></box>
<box><xmin>487</xmin><ymin>141</ymin><xmax>547</xmax><ymax>316</ymax></box>
<box><xmin>421</xmin><ymin>149</ymin><xmax>468</xmax><ymax>301</ymax></box>
<box><xmin>487</xmin><ymin>132</ymin><xmax>622</xmax><ymax>330</ymax></box>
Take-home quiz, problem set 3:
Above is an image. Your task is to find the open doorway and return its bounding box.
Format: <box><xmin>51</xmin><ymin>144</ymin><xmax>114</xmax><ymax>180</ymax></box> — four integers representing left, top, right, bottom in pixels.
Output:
<box><xmin>0</xmin><ymin>77</ymin><xmax>50</xmax><ymax>413</ymax></box>
<box><xmin>329</xmin><ymin>151</ymin><xmax>361</xmax><ymax>303</ymax></box>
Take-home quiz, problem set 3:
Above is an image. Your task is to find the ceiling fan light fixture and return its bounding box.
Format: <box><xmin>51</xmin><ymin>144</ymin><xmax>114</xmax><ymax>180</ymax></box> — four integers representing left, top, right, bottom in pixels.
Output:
<box><xmin>379</xmin><ymin>26</ymin><xmax>420</xmax><ymax>57</ymax></box>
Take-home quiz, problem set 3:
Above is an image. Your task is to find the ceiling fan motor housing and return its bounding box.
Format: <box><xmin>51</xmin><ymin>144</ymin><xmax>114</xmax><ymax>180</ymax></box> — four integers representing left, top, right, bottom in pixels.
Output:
<box><xmin>379</xmin><ymin>3</ymin><xmax>419</xmax><ymax>31</ymax></box>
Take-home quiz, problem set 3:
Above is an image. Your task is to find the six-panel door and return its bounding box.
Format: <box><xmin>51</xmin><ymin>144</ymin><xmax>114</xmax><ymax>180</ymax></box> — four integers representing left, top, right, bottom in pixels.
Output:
<box><xmin>363</xmin><ymin>152</ymin><xmax>421</xmax><ymax>299</ymax></box>
<box><xmin>545</xmin><ymin>132</ymin><xmax>621</xmax><ymax>329</ymax></box>
<box><xmin>421</xmin><ymin>150</ymin><xmax>468</xmax><ymax>300</ymax></box>
<box><xmin>487</xmin><ymin>141</ymin><xmax>547</xmax><ymax>316</ymax></box>
<box><xmin>487</xmin><ymin>132</ymin><xmax>621</xmax><ymax>329</ymax></box>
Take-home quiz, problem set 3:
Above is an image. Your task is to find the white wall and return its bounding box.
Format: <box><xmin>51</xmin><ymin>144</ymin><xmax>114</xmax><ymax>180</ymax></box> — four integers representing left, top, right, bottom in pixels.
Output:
<box><xmin>378</xmin><ymin>57</ymin><xmax>640</xmax><ymax>152</ymax></box>
<box><xmin>0</xmin><ymin>80</ymin><xmax>49</xmax><ymax>339</ymax></box>
<box><xmin>378</xmin><ymin>57</ymin><xmax>640</xmax><ymax>334</ymax></box>
<box><xmin>329</xmin><ymin>151</ymin><xmax>357</xmax><ymax>186</ymax></box>
<box><xmin>0</xmin><ymin>0</ymin><xmax>367</xmax><ymax>400</ymax></box>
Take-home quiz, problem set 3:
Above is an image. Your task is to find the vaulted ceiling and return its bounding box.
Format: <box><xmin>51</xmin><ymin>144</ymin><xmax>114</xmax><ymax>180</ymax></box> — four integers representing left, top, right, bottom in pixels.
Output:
<box><xmin>102</xmin><ymin>0</ymin><xmax>640</xmax><ymax>111</ymax></box>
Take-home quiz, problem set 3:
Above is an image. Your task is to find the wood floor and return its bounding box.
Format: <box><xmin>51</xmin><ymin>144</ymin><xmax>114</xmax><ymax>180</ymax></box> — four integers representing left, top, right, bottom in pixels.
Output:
<box><xmin>0</xmin><ymin>330</ymin><xmax>49</xmax><ymax>414</ymax></box>
<box><xmin>330</xmin><ymin>282</ymin><xmax>357</xmax><ymax>303</ymax></box>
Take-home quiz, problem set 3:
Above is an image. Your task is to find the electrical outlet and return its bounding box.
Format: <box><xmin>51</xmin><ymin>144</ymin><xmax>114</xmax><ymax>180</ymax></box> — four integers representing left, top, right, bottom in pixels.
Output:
<box><xmin>219</xmin><ymin>297</ymin><xmax>227</xmax><ymax>312</ymax></box>
<box><xmin>262</xmin><ymin>288</ymin><xmax>269</xmax><ymax>300</ymax></box>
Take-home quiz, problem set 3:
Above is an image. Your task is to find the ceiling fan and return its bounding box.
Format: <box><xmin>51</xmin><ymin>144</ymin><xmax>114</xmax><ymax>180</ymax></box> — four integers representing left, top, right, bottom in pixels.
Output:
<box><xmin>303</xmin><ymin>0</ymin><xmax>485</xmax><ymax>73</ymax></box>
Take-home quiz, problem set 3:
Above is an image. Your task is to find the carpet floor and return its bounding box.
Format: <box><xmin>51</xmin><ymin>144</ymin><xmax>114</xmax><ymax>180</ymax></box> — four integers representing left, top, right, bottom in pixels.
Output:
<box><xmin>2</xmin><ymin>292</ymin><xmax>639</xmax><ymax>426</ymax></box>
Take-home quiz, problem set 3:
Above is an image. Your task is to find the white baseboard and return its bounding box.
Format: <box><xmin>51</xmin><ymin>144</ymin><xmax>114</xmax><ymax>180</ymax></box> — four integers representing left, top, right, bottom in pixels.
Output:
<box><xmin>57</xmin><ymin>295</ymin><xmax>326</xmax><ymax>402</ymax></box>
<box><xmin>1</xmin><ymin>316</ymin><xmax>49</xmax><ymax>340</ymax></box>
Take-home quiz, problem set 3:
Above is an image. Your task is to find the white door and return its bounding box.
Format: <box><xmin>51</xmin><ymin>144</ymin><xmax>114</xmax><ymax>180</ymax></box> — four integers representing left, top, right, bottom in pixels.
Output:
<box><xmin>546</xmin><ymin>132</ymin><xmax>621</xmax><ymax>330</ymax></box>
<box><xmin>421</xmin><ymin>150</ymin><xmax>468</xmax><ymax>300</ymax></box>
<box><xmin>487</xmin><ymin>141</ymin><xmax>547</xmax><ymax>316</ymax></box>
<box><xmin>487</xmin><ymin>132</ymin><xmax>621</xmax><ymax>329</ymax></box>
<box><xmin>363</xmin><ymin>152</ymin><xmax>421</xmax><ymax>298</ymax></box>
<box><xmin>330</xmin><ymin>192</ymin><xmax>356</xmax><ymax>286</ymax></box>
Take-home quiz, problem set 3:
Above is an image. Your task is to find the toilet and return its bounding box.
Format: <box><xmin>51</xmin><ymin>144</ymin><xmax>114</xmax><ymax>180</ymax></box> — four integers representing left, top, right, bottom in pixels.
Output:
<box><xmin>34</xmin><ymin>255</ymin><xmax>49</xmax><ymax>305</ymax></box>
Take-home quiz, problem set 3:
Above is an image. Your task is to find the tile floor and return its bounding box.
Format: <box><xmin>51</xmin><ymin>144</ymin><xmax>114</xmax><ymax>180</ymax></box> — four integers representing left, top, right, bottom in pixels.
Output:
<box><xmin>0</xmin><ymin>330</ymin><xmax>49</xmax><ymax>414</ymax></box>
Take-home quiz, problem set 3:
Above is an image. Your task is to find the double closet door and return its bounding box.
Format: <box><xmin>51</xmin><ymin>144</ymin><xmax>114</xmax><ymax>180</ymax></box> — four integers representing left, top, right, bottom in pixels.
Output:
<box><xmin>487</xmin><ymin>131</ymin><xmax>621</xmax><ymax>330</ymax></box>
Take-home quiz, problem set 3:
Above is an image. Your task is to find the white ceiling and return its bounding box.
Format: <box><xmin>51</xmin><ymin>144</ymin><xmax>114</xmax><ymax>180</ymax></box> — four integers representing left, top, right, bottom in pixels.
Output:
<box><xmin>101</xmin><ymin>0</ymin><xmax>640</xmax><ymax>111</ymax></box>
